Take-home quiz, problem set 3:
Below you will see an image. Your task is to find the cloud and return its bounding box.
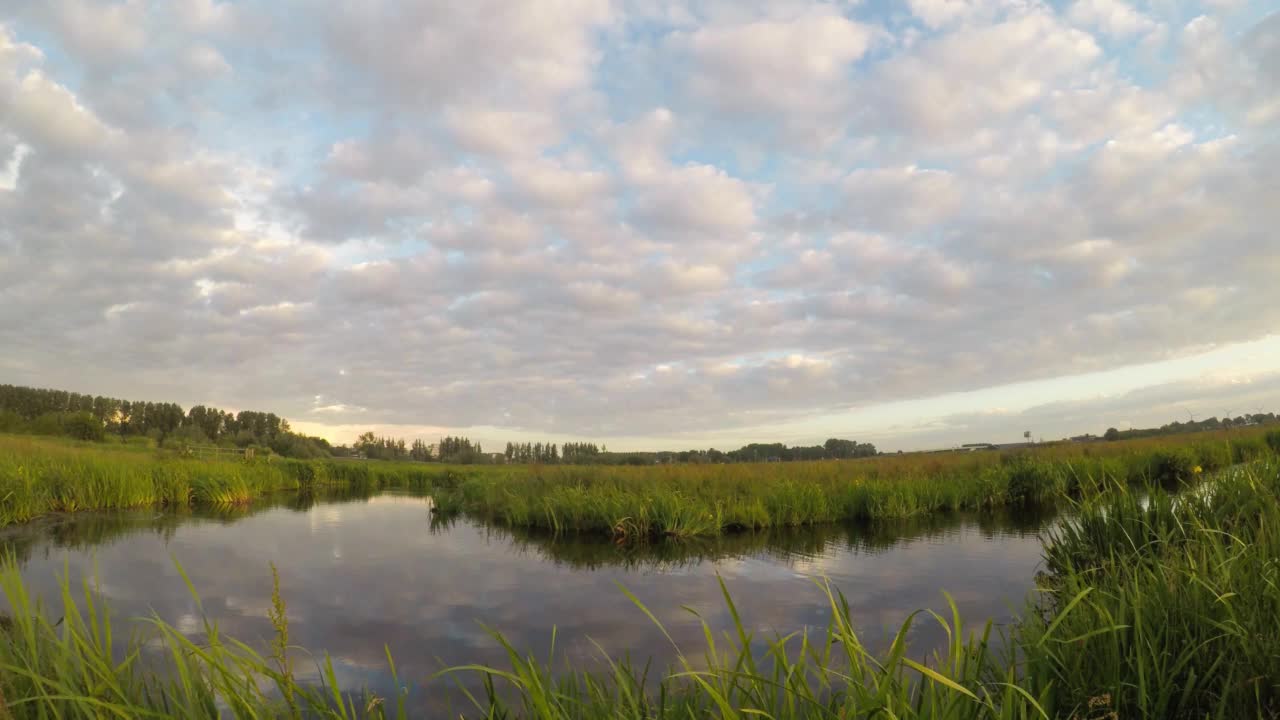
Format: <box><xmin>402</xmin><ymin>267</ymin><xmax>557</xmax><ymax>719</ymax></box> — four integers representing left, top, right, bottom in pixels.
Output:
<box><xmin>674</xmin><ymin>8</ymin><xmax>873</xmax><ymax>127</ymax></box>
<box><xmin>0</xmin><ymin>2</ymin><xmax>1277</xmax><ymax>448</ymax></box>
<box><xmin>918</xmin><ymin>370</ymin><xmax>1280</xmax><ymax>447</ymax></box>
<box><xmin>1067</xmin><ymin>0</ymin><xmax>1157</xmax><ymax>37</ymax></box>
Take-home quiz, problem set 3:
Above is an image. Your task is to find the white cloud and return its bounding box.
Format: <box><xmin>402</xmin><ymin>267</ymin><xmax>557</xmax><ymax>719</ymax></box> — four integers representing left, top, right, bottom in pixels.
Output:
<box><xmin>1067</xmin><ymin>0</ymin><xmax>1157</xmax><ymax>37</ymax></box>
<box><xmin>865</xmin><ymin>9</ymin><xmax>1101</xmax><ymax>140</ymax></box>
<box><xmin>841</xmin><ymin>166</ymin><xmax>962</xmax><ymax>232</ymax></box>
<box><xmin>676</xmin><ymin>9</ymin><xmax>873</xmax><ymax>121</ymax></box>
<box><xmin>0</xmin><ymin>1</ymin><xmax>1277</xmax><ymax>446</ymax></box>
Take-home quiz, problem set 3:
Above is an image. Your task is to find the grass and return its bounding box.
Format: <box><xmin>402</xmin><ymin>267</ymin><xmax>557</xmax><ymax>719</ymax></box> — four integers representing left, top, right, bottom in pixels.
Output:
<box><xmin>431</xmin><ymin>428</ymin><xmax>1279</xmax><ymax>539</ymax></box>
<box><xmin>482</xmin><ymin>505</ymin><xmax>1049</xmax><ymax>571</ymax></box>
<box><xmin>1017</xmin><ymin>461</ymin><xmax>1280</xmax><ymax>717</ymax></box>
<box><xmin>0</xmin><ymin>435</ymin><xmax>467</xmax><ymax>527</ymax></box>
<box><xmin>4</xmin><ymin>428</ymin><xmax>1278</xmax><ymax>535</ymax></box>
<box><xmin>1</xmin><ymin>459</ymin><xmax>1278</xmax><ymax>717</ymax></box>
<box><xmin>0</xmin><ymin>552</ymin><xmax>409</xmax><ymax>720</ymax></box>
<box><xmin>446</xmin><ymin>459</ymin><xmax>1280</xmax><ymax>718</ymax></box>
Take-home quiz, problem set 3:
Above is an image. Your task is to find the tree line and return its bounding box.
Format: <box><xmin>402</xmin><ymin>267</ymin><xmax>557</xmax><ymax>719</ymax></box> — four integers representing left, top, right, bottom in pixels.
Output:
<box><xmin>485</xmin><ymin>438</ymin><xmax>876</xmax><ymax>465</ymax></box>
<box><xmin>1</xmin><ymin>383</ymin><xmax>888</xmax><ymax>466</ymax></box>
<box><xmin>1102</xmin><ymin>412</ymin><xmax>1279</xmax><ymax>442</ymax></box>
<box><xmin>0</xmin><ymin>384</ymin><xmax>332</xmax><ymax>458</ymax></box>
<box><xmin>347</xmin><ymin>434</ymin><xmax>485</xmax><ymax>463</ymax></box>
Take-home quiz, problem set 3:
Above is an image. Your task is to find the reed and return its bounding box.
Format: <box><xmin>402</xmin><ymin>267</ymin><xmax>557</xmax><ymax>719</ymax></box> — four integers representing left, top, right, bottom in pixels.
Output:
<box><xmin>5</xmin><ymin>428</ymin><xmax>1277</xmax><ymax>534</ymax></box>
<box><xmin>0</xmin><ymin>435</ymin><xmax>474</xmax><ymax>527</ymax></box>
<box><xmin>1</xmin><ymin>461</ymin><xmax>1277</xmax><ymax>718</ymax></box>
<box><xmin>429</xmin><ymin>459</ymin><xmax>1280</xmax><ymax>719</ymax></box>
<box><xmin>430</xmin><ymin>428</ymin><xmax>1277</xmax><ymax>538</ymax></box>
<box><xmin>1016</xmin><ymin>460</ymin><xmax>1280</xmax><ymax>717</ymax></box>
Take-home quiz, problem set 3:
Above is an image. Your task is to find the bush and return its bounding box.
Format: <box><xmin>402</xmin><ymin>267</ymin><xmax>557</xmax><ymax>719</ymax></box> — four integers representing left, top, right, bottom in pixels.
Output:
<box><xmin>165</xmin><ymin>424</ymin><xmax>210</xmax><ymax>446</ymax></box>
<box><xmin>1003</xmin><ymin>456</ymin><xmax>1055</xmax><ymax>505</ymax></box>
<box><xmin>1267</xmin><ymin>430</ymin><xmax>1280</xmax><ymax>455</ymax></box>
<box><xmin>1148</xmin><ymin>448</ymin><xmax>1196</xmax><ymax>489</ymax></box>
<box><xmin>1191</xmin><ymin>441</ymin><xmax>1232</xmax><ymax>471</ymax></box>
<box><xmin>1229</xmin><ymin>435</ymin><xmax>1269</xmax><ymax>463</ymax></box>
<box><xmin>0</xmin><ymin>410</ymin><xmax>26</xmax><ymax>433</ymax></box>
<box><xmin>29</xmin><ymin>413</ymin><xmax>65</xmax><ymax>436</ymax></box>
<box><xmin>62</xmin><ymin>412</ymin><xmax>106</xmax><ymax>442</ymax></box>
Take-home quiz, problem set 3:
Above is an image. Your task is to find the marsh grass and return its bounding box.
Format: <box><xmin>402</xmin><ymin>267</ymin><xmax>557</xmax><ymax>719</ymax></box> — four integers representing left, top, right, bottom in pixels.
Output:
<box><xmin>1</xmin><ymin>461</ymin><xmax>1278</xmax><ymax>718</ymax></box>
<box><xmin>437</xmin><ymin>459</ymin><xmax>1280</xmax><ymax>719</ymax></box>
<box><xmin>0</xmin><ymin>435</ymin><xmax>470</xmax><ymax>527</ymax></box>
<box><xmin>0</xmin><ymin>551</ymin><xmax>1047</xmax><ymax>720</ymax></box>
<box><xmin>1018</xmin><ymin>458</ymin><xmax>1280</xmax><ymax>717</ymax></box>
<box><xmin>5</xmin><ymin>428</ymin><xmax>1277</xmax><ymax>535</ymax></box>
<box><xmin>0</xmin><ymin>552</ymin><xmax>411</xmax><ymax>720</ymax></box>
<box><xmin>431</xmin><ymin>428</ymin><xmax>1278</xmax><ymax>539</ymax></box>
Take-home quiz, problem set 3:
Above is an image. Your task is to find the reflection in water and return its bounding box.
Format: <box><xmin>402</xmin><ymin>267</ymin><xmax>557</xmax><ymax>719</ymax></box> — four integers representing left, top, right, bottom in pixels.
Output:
<box><xmin>487</xmin><ymin>505</ymin><xmax>1054</xmax><ymax>572</ymax></box>
<box><xmin>1</xmin><ymin>491</ymin><xmax>1055</xmax><ymax>714</ymax></box>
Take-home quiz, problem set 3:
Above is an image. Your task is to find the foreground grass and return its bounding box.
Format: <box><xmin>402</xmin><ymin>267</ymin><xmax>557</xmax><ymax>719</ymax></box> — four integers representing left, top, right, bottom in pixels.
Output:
<box><xmin>2</xmin><ymin>461</ymin><xmax>1279</xmax><ymax>718</ymax></box>
<box><xmin>1019</xmin><ymin>461</ymin><xmax>1280</xmax><ymax>716</ymax></box>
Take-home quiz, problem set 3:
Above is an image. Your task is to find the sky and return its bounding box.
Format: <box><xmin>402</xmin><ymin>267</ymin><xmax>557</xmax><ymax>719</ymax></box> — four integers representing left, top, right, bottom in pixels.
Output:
<box><xmin>0</xmin><ymin>0</ymin><xmax>1277</xmax><ymax>452</ymax></box>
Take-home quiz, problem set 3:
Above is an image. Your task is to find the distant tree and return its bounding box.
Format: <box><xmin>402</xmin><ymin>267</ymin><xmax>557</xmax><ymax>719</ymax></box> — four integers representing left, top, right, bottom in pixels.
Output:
<box><xmin>0</xmin><ymin>410</ymin><xmax>25</xmax><ymax>433</ymax></box>
<box><xmin>410</xmin><ymin>438</ymin><xmax>433</xmax><ymax>462</ymax></box>
<box><xmin>168</xmin><ymin>424</ymin><xmax>210</xmax><ymax>446</ymax></box>
<box><xmin>1104</xmin><ymin>427</ymin><xmax>1121</xmax><ymax>441</ymax></box>
<box><xmin>63</xmin><ymin>412</ymin><xmax>106</xmax><ymax>442</ymax></box>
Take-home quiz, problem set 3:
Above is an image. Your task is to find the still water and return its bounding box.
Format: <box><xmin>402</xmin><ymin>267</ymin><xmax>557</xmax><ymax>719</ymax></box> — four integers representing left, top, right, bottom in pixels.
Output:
<box><xmin>1</xmin><ymin>490</ymin><xmax>1054</xmax><ymax>712</ymax></box>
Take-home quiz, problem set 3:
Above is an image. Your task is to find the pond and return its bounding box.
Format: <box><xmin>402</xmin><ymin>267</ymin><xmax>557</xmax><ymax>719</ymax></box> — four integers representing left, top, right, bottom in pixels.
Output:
<box><xmin>1</xmin><ymin>490</ymin><xmax>1055</xmax><ymax>713</ymax></box>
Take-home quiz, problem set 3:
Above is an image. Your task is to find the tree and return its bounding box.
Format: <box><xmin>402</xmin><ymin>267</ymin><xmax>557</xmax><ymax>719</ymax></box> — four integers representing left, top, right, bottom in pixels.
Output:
<box><xmin>63</xmin><ymin>412</ymin><xmax>106</xmax><ymax>442</ymax></box>
<box><xmin>1104</xmin><ymin>427</ymin><xmax>1121</xmax><ymax>441</ymax></box>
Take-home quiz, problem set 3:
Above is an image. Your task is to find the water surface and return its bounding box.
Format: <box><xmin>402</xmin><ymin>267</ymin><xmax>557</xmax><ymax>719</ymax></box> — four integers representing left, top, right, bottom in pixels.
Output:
<box><xmin>1</xmin><ymin>490</ymin><xmax>1054</xmax><ymax>712</ymax></box>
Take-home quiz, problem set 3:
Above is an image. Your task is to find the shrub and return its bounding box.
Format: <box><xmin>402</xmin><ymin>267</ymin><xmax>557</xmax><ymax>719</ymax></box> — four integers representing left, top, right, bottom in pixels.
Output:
<box><xmin>0</xmin><ymin>410</ymin><xmax>26</xmax><ymax>433</ymax></box>
<box><xmin>29</xmin><ymin>412</ymin><xmax>66</xmax><ymax>436</ymax></box>
<box><xmin>61</xmin><ymin>412</ymin><xmax>105</xmax><ymax>442</ymax></box>
<box><xmin>1267</xmin><ymin>430</ymin><xmax>1280</xmax><ymax>455</ymax></box>
<box><xmin>1003</xmin><ymin>457</ymin><xmax>1055</xmax><ymax>505</ymax></box>
<box><xmin>1148</xmin><ymin>448</ymin><xmax>1196</xmax><ymax>489</ymax></box>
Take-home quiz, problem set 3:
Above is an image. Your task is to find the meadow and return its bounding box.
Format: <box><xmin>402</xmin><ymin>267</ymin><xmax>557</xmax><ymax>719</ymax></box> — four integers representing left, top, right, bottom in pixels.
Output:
<box><xmin>2</xmin><ymin>457</ymin><xmax>1278</xmax><ymax>718</ymax></box>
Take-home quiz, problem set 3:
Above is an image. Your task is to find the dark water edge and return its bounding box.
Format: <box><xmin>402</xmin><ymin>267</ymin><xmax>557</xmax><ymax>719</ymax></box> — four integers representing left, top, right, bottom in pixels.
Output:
<box><xmin>1</xmin><ymin>489</ymin><xmax>1057</xmax><ymax>714</ymax></box>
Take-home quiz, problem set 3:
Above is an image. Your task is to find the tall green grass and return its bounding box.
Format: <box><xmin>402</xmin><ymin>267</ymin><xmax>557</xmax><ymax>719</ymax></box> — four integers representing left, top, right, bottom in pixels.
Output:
<box><xmin>1</xmin><ymin>460</ymin><xmax>1277</xmax><ymax>718</ymax></box>
<box><xmin>4</xmin><ymin>429</ymin><xmax>1277</xmax><ymax>535</ymax></box>
<box><xmin>0</xmin><ymin>435</ymin><xmax>471</xmax><ymax>527</ymax></box>
<box><xmin>432</xmin><ymin>429</ymin><xmax>1278</xmax><ymax>539</ymax></box>
<box><xmin>1017</xmin><ymin>460</ymin><xmax>1280</xmax><ymax>717</ymax></box>
<box><xmin>0</xmin><ymin>553</ymin><xmax>409</xmax><ymax>719</ymax></box>
<box><xmin>421</xmin><ymin>458</ymin><xmax>1280</xmax><ymax>719</ymax></box>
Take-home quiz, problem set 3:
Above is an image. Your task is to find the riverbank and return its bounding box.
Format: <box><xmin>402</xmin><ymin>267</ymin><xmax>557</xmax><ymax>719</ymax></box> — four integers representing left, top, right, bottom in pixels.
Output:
<box><xmin>1</xmin><ymin>459</ymin><xmax>1276</xmax><ymax>718</ymax></box>
<box><xmin>3</xmin><ymin>429</ymin><xmax>1277</xmax><ymax>532</ymax></box>
<box><xmin>0</xmin><ymin>435</ymin><xmax>458</xmax><ymax>526</ymax></box>
<box><xmin>429</xmin><ymin>429</ymin><xmax>1278</xmax><ymax>538</ymax></box>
